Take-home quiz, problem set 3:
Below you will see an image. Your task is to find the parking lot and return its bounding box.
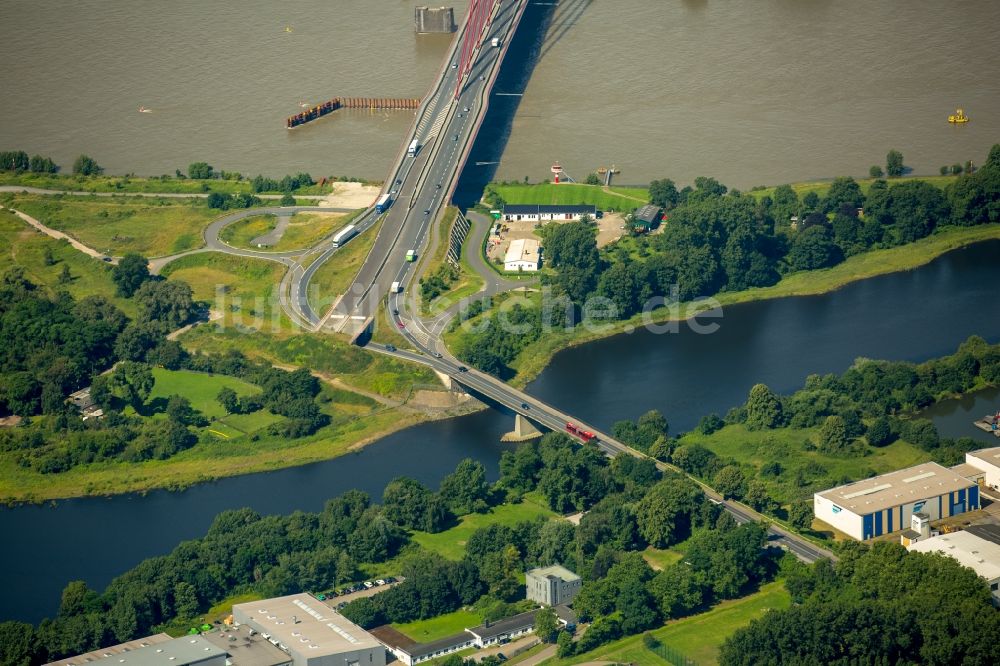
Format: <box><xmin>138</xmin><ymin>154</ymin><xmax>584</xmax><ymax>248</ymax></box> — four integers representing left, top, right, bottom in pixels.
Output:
<box><xmin>317</xmin><ymin>576</ymin><xmax>405</xmax><ymax>611</ymax></box>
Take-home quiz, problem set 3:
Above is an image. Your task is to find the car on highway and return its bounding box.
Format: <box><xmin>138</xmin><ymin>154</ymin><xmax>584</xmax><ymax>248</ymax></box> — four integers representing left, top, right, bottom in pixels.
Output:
<box><xmin>433</xmin><ymin>352</ymin><xmax>442</xmax><ymax>358</ymax></box>
<box><xmin>463</xmin><ymin>107</ymin><xmax>469</xmax><ymax>112</ymax></box>
<box><xmin>395</xmin><ymin>179</ymin><xmax>401</xmax><ymax>184</ymax></box>
<box><xmin>453</xmin><ymin>134</ymin><xmax>459</xmax><ymax>141</ymax></box>
<box><xmin>435</xmin><ymin>183</ymin><xmax>441</xmax><ymax>189</ymax></box>
<box><xmin>451</xmin><ymin>63</ymin><xmax>457</xmax><ymax>69</ymax></box>
<box><xmin>385</xmin><ymin>344</ymin><xmax>396</xmax><ymax>352</ymax></box>
<box><xmin>392</xmin><ymin>308</ymin><xmax>399</xmax><ymax>315</ymax></box>
<box><xmin>398</xmin><ymin>321</ymin><xmax>405</xmax><ymax>329</ymax></box>
<box><xmin>458</xmin><ymin>366</ymin><xmax>468</xmax><ymax>372</ymax></box>
<box><xmin>521</xmin><ymin>402</ymin><xmax>529</xmax><ymax>409</ymax></box>
<box><xmin>424</xmin><ymin>209</ymin><xmax>430</xmax><ymax>215</ymax></box>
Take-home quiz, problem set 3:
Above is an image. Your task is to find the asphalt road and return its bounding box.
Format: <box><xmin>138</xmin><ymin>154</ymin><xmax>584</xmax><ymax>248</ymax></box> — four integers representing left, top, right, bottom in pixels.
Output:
<box><xmin>316</xmin><ymin>0</ymin><xmax>529</xmax><ymax>335</ymax></box>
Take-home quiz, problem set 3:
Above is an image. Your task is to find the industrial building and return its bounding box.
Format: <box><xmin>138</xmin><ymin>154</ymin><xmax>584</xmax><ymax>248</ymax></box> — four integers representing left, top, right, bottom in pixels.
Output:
<box><xmin>631</xmin><ymin>205</ymin><xmax>662</xmax><ymax>232</ymax></box>
<box><xmin>503</xmin><ymin>238</ymin><xmax>540</xmax><ymax>271</ymax></box>
<box><xmin>202</xmin><ymin>624</ymin><xmax>292</xmax><ymax>666</ymax></box>
<box><xmin>500</xmin><ymin>204</ymin><xmax>597</xmax><ymax>222</ymax></box>
<box><xmin>232</xmin><ymin>594</ymin><xmax>385</xmax><ymax>666</ymax></box>
<box><xmin>813</xmin><ymin>462</ymin><xmax>980</xmax><ymax>540</ymax></box>
<box><xmin>906</xmin><ymin>525</ymin><xmax>1000</xmax><ymax>605</ymax></box>
<box><xmin>965</xmin><ymin>446</ymin><xmax>1000</xmax><ymax>490</ymax></box>
<box><xmin>465</xmin><ymin>611</ymin><xmax>539</xmax><ymax>648</ymax></box>
<box><xmin>368</xmin><ymin>626</ymin><xmax>473</xmax><ymax>666</ymax></box>
<box><xmin>525</xmin><ymin>565</ymin><xmax>581</xmax><ymax>606</ymax></box>
<box><xmin>46</xmin><ymin>636</ymin><xmax>226</xmax><ymax>666</ymax></box>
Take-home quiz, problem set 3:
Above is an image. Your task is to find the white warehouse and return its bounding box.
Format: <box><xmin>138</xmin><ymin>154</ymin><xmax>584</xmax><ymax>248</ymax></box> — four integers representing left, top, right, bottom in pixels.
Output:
<box><xmin>964</xmin><ymin>446</ymin><xmax>1000</xmax><ymax>490</ymax></box>
<box><xmin>814</xmin><ymin>462</ymin><xmax>980</xmax><ymax>541</ymax></box>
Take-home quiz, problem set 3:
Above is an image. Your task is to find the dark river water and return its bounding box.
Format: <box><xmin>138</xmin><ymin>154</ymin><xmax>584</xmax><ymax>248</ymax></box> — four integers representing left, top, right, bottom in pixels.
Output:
<box><xmin>2</xmin><ymin>240</ymin><xmax>1000</xmax><ymax>623</ymax></box>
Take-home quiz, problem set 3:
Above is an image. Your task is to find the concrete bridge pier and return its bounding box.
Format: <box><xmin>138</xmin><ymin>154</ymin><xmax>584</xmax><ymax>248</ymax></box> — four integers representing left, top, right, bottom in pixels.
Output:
<box><xmin>501</xmin><ymin>413</ymin><xmax>543</xmax><ymax>442</ymax></box>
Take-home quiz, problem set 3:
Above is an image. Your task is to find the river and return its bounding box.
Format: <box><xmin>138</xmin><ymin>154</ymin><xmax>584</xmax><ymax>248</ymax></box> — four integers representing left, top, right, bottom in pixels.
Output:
<box><xmin>2</xmin><ymin>1</ymin><xmax>998</xmax><ymax>187</ymax></box>
<box><xmin>2</xmin><ymin>240</ymin><xmax>999</xmax><ymax>624</ymax></box>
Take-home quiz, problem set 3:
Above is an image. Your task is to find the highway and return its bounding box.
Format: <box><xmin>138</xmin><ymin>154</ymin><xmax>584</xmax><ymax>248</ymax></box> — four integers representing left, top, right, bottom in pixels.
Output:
<box><xmin>314</xmin><ymin>0</ymin><xmax>529</xmax><ymax>336</ymax></box>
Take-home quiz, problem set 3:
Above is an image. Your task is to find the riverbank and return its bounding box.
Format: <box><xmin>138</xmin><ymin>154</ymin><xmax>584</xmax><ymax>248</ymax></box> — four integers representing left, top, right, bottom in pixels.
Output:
<box><xmin>507</xmin><ymin>223</ymin><xmax>1000</xmax><ymax>386</ymax></box>
<box><xmin>0</xmin><ymin>396</ymin><xmax>486</xmax><ymax>505</ymax></box>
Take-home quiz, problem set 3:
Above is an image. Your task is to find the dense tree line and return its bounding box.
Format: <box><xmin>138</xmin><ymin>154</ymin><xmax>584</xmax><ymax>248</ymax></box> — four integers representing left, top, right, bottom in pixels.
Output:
<box><xmin>0</xmin><ymin>150</ymin><xmax>59</xmax><ymax>174</ymax></box>
<box><xmin>459</xmin><ymin>146</ymin><xmax>1000</xmax><ymax>377</ymax></box>
<box><xmin>206</xmin><ymin>192</ymin><xmax>262</xmax><ymax>210</ymax></box>
<box><xmin>719</xmin><ymin>541</ymin><xmax>1000</xmax><ymax>665</ymax></box>
<box><xmin>250</xmin><ymin>173</ymin><xmax>315</xmax><ymax>194</ymax></box>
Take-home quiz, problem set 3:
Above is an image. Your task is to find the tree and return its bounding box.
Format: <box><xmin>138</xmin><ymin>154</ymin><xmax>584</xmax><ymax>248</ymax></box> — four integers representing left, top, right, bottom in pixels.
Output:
<box><xmin>112</xmin><ymin>253</ymin><xmax>151</xmax><ymax>297</ymax></box>
<box><xmin>439</xmin><ymin>458</ymin><xmax>490</xmax><ymax>514</ymax></box>
<box><xmin>987</xmin><ymin>143</ymin><xmax>1000</xmax><ymax>169</ymax></box>
<box><xmin>866</xmin><ymin>415</ymin><xmax>894</xmax><ymax>446</ymax></box>
<box><xmin>585</xmin><ymin>172</ymin><xmax>601</xmax><ymax>186</ymax></box>
<box><xmin>0</xmin><ymin>621</ymin><xmax>40</xmax><ymax>666</ymax></box>
<box><xmin>869</xmin><ymin>165</ymin><xmax>884</xmax><ymax>178</ymax></box>
<box><xmin>72</xmin><ymin>154</ymin><xmax>103</xmax><ymax>176</ymax></box>
<box><xmin>187</xmin><ymin>162</ymin><xmax>214</xmax><ymax>179</ymax></box>
<box><xmin>788</xmin><ymin>501</ymin><xmax>814</xmax><ymax>531</ymax></box>
<box><xmin>818</xmin><ymin>415</ymin><xmax>849</xmax><ymax>452</ymax></box>
<box><xmin>698</xmin><ymin>413</ymin><xmax>725</xmax><ymax>435</ymax></box>
<box><xmin>165</xmin><ymin>395</ymin><xmax>207</xmax><ymax>427</ymax></box>
<box><xmin>556</xmin><ymin>629</ymin><xmax>574</xmax><ymax>657</ymax></box>
<box><xmin>636</xmin><ymin>475</ymin><xmax>704</xmax><ymax>547</ymax></box>
<box><xmin>173</xmin><ymin>581</ymin><xmax>200</xmax><ymax>618</ymax></box>
<box><xmin>382</xmin><ymin>477</ymin><xmax>432</xmax><ymax>530</ymax></box>
<box><xmin>649</xmin><ymin>178</ymin><xmax>680</xmax><ymax>209</ymax></box>
<box><xmin>713</xmin><ymin>465</ymin><xmax>747</xmax><ymax>499</ymax></box>
<box><xmin>135</xmin><ymin>279</ymin><xmax>195</xmax><ymax>328</ymax></box>
<box><xmin>280</xmin><ymin>192</ymin><xmax>295</xmax><ymax>206</ymax></box>
<box><xmin>216</xmin><ymin>387</ymin><xmax>239</xmax><ymax>414</ymax></box>
<box><xmin>745</xmin><ymin>383</ymin><xmax>783</xmax><ymax>430</ymax></box>
<box><xmin>29</xmin><ymin>154</ymin><xmax>58</xmax><ymax>173</ymax></box>
<box><xmin>107</xmin><ymin>361</ymin><xmax>154</xmax><ymax>410</ymax></box>
<box><xmin>533</xmin><ymin>606</ymin><xmax>559</xmax><ymax>643</ymax></box>
<box><xmin>786</xmin><ymin>225</ymin><xmax>842</xmax><ymax>271</ymax></box>
<box><xmin>886</xmin><ymin>150</ymin><xmax>904</xmax><ymax>177</ymax></box>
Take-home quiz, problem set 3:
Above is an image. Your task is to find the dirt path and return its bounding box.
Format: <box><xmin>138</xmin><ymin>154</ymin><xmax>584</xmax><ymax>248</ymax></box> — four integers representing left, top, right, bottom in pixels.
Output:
<box><xmin>2</xmin><ymin>205</ymin><xmax>113</xmax><ymax>262</ymax></box>
<box><xmin>603</xmin><ymin>185</ymin><xmax>647</xmax><ymax>203</ymax></box>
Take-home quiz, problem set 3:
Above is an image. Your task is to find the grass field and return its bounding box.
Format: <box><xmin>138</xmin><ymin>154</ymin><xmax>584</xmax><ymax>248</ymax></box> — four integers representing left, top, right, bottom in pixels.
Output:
<box><xmin>393</xmin><ymin>609</ymin><xmax>482</xmax><ymax>642</ymax></box>
<box><xmin>5</xmin><ymin>193</ymin><xmax>219</xmax><ymax>256</ymax></box>
<box><xmin>160</xmin><ymin>252</ymin><xmax>291</xmax><ymax>332</ymax></box>
<box><xmin>544</xmin><ymin>581</ymin><xmax>791</xmax><ymax>666</ymax></box>
<box><xmin>410</xmin><ymin>493</ymin><xmax>558</xmax><ymax>560</ymax></box>
<box><xmin>501</xmin><ymin>223</ymin><xmax>1000</xmax><ymax>386</ymax></box>
<box><xmin>678</xmin><ymin>424</ymin><xmax>931</xmax><ymax>504</ymax></box>
<box><xmin>0</xmin><ymin>207</ymin><xmax>137</xmax><ymax>315</ymax></box>
<box><xmin>0</xmin><ymin>171</ymin><xmax>339</xmax><ymax>196</ymax></box>
<box><xmin>274</xmin><ymin>212</ymin><xmax>349</xmax><ymax>251</ymax></box>
<box><xmin>418</xmin><ymin>207</ymin><xmax>485</xmax><ymax>315</ymax></box>
<box><xmin>219</xmin><ymin>214</ymin><xmax>278</xmax><ymax>249</ymax></box>
<box><xmin>307</xmin><ymin>217</ymin><xmax>383</xmax><ymax>315</ymax></box>
<box><xmin>492</xmin><ymin>183</ymin><xmax>649</xmax><ymax>212</ymax></box>
<box><xmin>147</xmin><ymin>368</ymin><xmax>262</xmax><ymax>419</ymax></box>
<box><xmin>642</xmin><ymin>547</ymin><xmax>684</xmax><ymax>571</ymax></box>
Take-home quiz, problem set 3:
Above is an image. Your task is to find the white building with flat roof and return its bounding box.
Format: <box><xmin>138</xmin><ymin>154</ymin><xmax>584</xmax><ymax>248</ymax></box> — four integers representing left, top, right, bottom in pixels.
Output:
<box><xmin>504</xmin><ymin>238</ymin><xmax>540</xmax><ymax>272</ymax></box>
<box><xmin>907</xmin><ymin>526</ymin><xmax>1000</xmax><ymax>605</ymax></box>
<box><xmin>965</xmin><ymin>446</ymin><xmax>1000</xmax><ymax>490</ymax></box>
<box><xmin>233</xmin><ymin>594</ymin><xmax>385</xmax><ymax>666</ymax></box>
<box><xmin>814</xmin><ymin>462</ymin><xmax>980</xmax><ymax>540</ymax></box>
<box><xmin>46</xmin><ymin>636</ymin><xmax>225</xmax><ymax>666</ymax></box>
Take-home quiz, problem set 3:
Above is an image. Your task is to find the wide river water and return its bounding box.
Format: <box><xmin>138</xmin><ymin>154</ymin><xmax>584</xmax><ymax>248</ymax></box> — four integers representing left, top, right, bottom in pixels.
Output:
<box><xmin>2</xmin><ymin>240</ymin><xmax>999</xmax><ymax>623</ymax></box>
<box><xmin>2</xmin><ymin>1</ymin><xmax>998</xmax><ymax>187</ymax></box>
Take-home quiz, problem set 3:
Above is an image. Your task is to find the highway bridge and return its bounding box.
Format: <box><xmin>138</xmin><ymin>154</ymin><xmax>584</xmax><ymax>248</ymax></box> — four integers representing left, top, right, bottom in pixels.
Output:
<box><xmin>282</xmin><ymin>0</ymin><xmax>836</xmax><ymax>564</ymax></box>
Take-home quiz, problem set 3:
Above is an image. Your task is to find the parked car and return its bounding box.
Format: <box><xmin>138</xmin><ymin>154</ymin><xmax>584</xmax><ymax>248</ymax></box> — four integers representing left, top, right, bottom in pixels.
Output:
<box><xmin>363</xmin><ymin>581</ymin><xmax>374</xmax><ymax>589</ymax></box>
<box><xmin>376</xmin><ymin>579</ymin><xmax>386</xmax><ymax>586</ymax></box>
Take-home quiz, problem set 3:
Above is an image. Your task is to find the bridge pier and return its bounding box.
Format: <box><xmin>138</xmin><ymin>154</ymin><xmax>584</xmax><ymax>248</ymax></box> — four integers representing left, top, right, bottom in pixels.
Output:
<box><xmin>501</xmin><ymin>413</ymin><xmax>543</xmax><ymax>442</ymax></box>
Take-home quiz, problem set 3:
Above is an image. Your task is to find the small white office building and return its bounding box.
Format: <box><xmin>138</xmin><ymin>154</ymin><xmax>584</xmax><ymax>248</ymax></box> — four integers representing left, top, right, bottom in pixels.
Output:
<box><xmin>504</xmin><ymin>238</ymin><xmax>540</xmax><ymax>271</ymax></box>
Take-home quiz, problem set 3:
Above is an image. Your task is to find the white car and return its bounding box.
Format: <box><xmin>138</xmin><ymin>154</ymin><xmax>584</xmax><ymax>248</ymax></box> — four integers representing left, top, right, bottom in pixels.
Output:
<box><xmin>363</xmin><ymin>581</ymin><xmax>374</xmax><ymax>589</ymax></box>
<box><xmin>376</xmin><ymin>579</ymin><xmax>386</xmax><ymax>586</ymax></box>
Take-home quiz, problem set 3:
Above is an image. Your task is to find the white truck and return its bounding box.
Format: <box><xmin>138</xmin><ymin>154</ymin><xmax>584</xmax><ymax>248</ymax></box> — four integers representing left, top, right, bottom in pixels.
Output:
<box><xmin>391</xmin><ymin>281</ymin><xmax>402</xmax><ymax>293</ymax></box>
<box><xmin>491</xmin><ymin>37</ymin><xmax>501</xmax><ymax>47</ymax></box>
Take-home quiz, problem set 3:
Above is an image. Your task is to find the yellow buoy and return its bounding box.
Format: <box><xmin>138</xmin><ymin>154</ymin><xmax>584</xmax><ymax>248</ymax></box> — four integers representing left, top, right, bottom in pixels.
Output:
<box><xmin>948</xmin><ymin>108</ymin><xmax>969</xmax><ymax>124</ymax></box>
